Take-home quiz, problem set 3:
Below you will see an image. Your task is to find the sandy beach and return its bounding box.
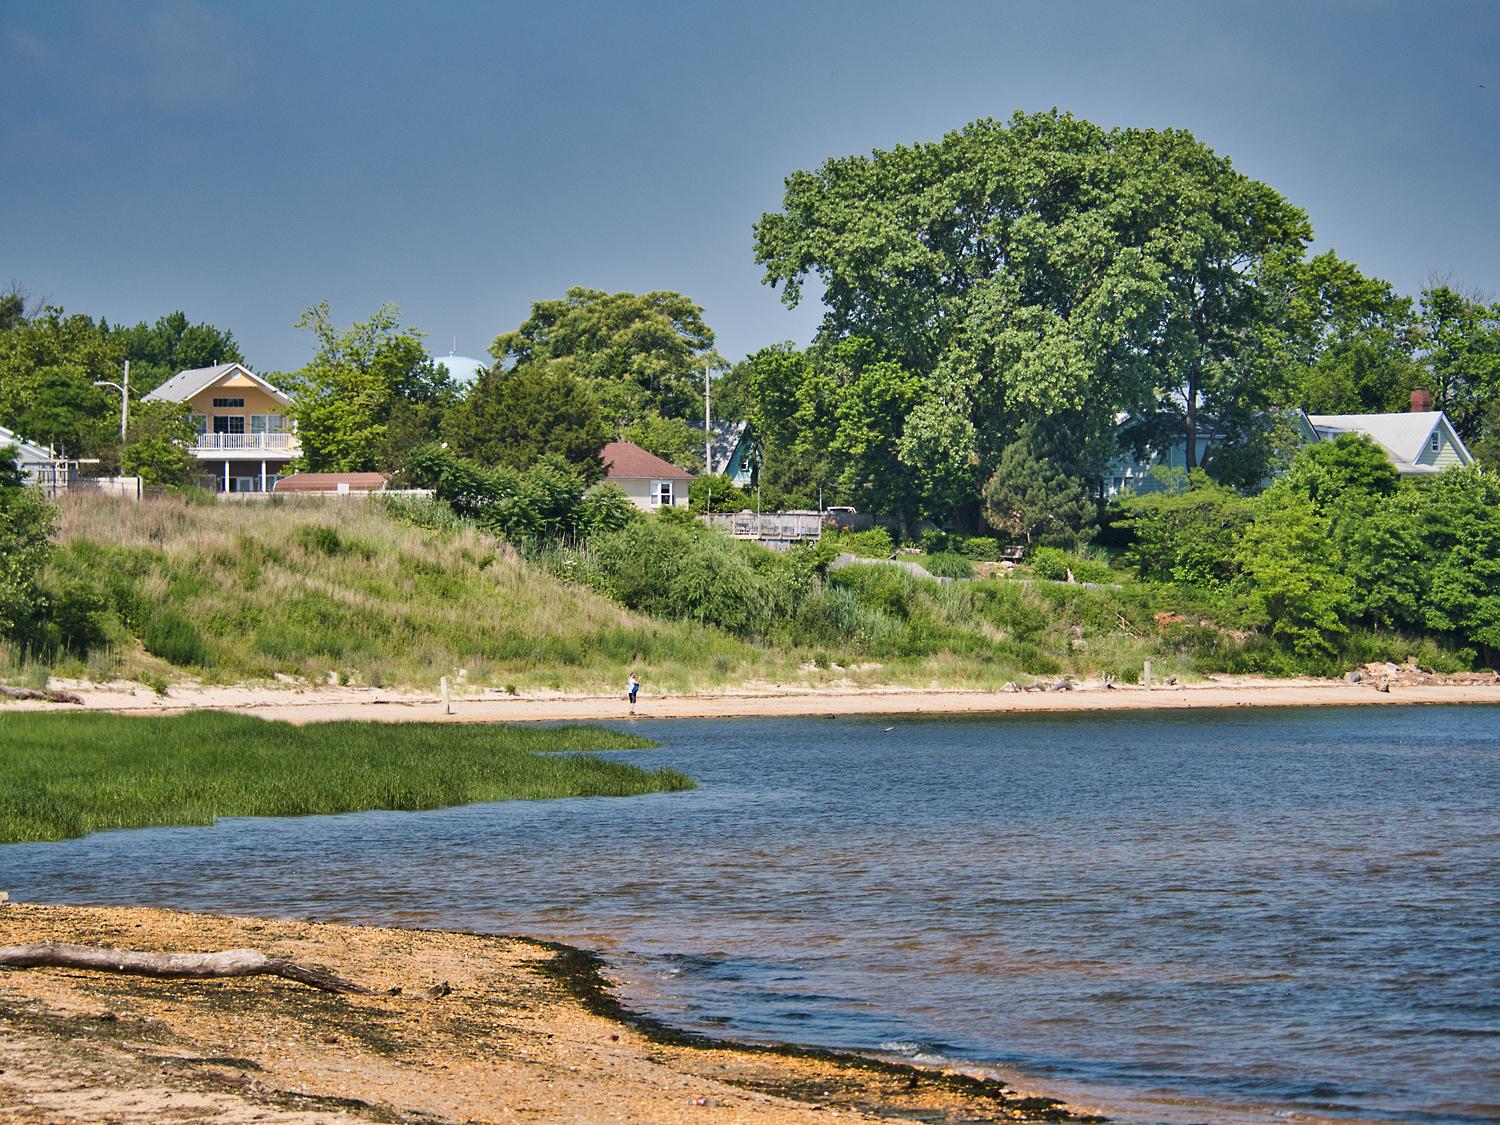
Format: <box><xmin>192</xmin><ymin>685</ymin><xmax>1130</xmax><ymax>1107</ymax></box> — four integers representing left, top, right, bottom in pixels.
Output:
<box><xmin>0</xmin><ymin>903</ymin><xmax>1086</xmax><ymax>1124</ymax></box>
<box><xmin>8</xmin><ymin>672</ymin><xmax>1500</xmax><ymax>724</ymax></box>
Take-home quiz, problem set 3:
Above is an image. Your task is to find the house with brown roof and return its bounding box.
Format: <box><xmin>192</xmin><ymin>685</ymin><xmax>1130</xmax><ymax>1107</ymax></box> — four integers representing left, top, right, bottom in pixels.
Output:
<box><xmin>599</xmin><ymin>441</ymin><xmax>693</xmax><ymax>510</ymax></box>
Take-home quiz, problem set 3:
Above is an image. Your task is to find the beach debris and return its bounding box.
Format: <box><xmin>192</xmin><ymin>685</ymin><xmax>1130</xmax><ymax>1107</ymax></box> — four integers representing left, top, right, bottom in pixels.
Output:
<box><xmin>0</xmin><ymin>942</ymin><xmax>370</xmax><ymax>994</ymax></box>
<box><xmin>0</xmin><ymin>892</ymin><xmax>9</xmax><ymax>907</ymax></box>
<box><xmin>1164</xmin><ymin>674</ymin><xmax>1178</xmax><ymax>686</ymax></box>
<box><xmin>1376</xmin><ymin>677</ymin><xmax>1391</xmax><ymax>693</ymax></box>
<box><xmin>418</xmin><ymin>980</ymin><xmax>453</xmax><ymax>1001</ymax></box>
<box><xmin>882</xmin><ymin>726</ymin><xmax>895</xmax><ymax>733</ymax></box>
<box><xmin>1001</xmin><ymin>681</ymin><xmax>1019</xmax><ymax>693</ymax></box>
<box><xmin>1048</xmin><ymin>680</ymin><xmax>1073</xmax><ymax>692</ymax></box>
<box><xmin>0</xmin><ymin>685</ymin><xmax>84</xmax><ymax>704</ymax></box>
<box><xmin>1344</xmin><ymin>671</ymin><xmax>1363</xmax><ymax>684</ymax></box>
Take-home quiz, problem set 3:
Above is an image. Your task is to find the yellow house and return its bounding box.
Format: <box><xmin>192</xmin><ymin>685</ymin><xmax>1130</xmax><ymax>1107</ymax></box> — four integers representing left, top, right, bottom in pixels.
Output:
<box><xmin>143</xmin><ymin>363</ymin><xmax>299</xmax><ymax>493</ymax></box>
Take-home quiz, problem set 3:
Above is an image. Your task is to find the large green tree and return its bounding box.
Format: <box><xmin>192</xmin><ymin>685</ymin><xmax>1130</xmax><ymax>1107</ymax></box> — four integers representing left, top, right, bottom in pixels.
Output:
<box><xmin>0</xmin><ymin>306</ymin><xmax>123</xmax><ymax>456</ymax></box>
<box><xmin>492</xmin><ymin>287</ymin><xmax>720</xmax><ymax>424</ymax></box>
<box><xmin>982</xmin><ymin>425</ymin><xmax>1096</xmax><ymax>548</ymax></box>
<box><xmin>108</xmin><ymin>311</ymin><xmax>244</xmax><ymax>394</ymax></box>
<box><xmin>753</xmin><ymin>111</ymin><xmax>1311</xmax><ymax>518</ymax></box>
<box><xmin>288</xmin><ymin>303</ymin><xmax>458</xmax><ymax>473</ymax></box>
<box><xmin>443</xmin><ymin>359</ymin><xmax>610</xmax><ymax>481</ymax></box>
<box><xmin>1284</xmin><ymin>252</ymin><xmax>1421</xmax><ymax>414</ymax></box>
<box><xmin>1413</xmin><ymin>285</ymin><xmax>1500</xmax><ymax>442</ymax></box>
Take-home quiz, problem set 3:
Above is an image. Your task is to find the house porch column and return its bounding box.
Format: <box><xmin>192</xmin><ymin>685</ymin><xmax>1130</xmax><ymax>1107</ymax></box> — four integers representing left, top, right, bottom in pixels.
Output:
<box><xmin>224</xmin><ymin>461</ymin><xmax>229</xmax><ymax>493</ymax></box>
<box><xmin>260</xmin><ymin>459</ymin><xmax>266</xmax><ymax>492</ymax></box>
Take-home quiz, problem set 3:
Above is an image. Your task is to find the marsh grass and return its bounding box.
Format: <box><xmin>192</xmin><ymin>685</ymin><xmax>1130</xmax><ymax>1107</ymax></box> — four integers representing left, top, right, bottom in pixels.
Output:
<box><xmin>0</xmin><ymin>712</ymin><xmax>689</xmax><ymax>843</ymax></box>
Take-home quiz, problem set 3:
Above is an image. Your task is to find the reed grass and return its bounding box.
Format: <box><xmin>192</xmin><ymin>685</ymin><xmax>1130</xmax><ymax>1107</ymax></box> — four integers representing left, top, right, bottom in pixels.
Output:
<box><xmin>0</xmin><ymin>712</ymin><xmax>689</xmax><ymax>843</ymax></box>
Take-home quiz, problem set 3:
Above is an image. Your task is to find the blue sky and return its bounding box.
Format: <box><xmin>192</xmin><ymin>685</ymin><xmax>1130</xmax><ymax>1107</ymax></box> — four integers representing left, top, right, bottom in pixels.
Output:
<box><xmin>3</xmin><ymin>0</ymin><xmax>1496</xmax><ymax>374</ymax></box>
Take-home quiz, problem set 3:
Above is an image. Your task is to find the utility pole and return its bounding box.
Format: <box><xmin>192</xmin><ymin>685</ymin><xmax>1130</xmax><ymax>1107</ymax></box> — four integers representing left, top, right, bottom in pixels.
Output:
<box><xmin>703</xmin><ymin>358</ymin><xmax>713</xmax><ymax>476</ymax></box>
<box><xmin>93</xmin><ymin>360</ymin><xmax>129</xmax><ymax>446</ymax></box>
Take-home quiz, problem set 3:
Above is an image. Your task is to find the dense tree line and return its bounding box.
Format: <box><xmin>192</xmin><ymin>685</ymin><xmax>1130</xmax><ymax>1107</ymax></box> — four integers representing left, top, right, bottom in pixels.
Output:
<box><xmin>738</xmin><ymin>110</ymin><xmax>1500</xmax><ymax>529</ymax></box>
<box><xmin>1122</xmin><ymin>436</ymin><xmax>1500</xmax><ymax>669</ymax></box>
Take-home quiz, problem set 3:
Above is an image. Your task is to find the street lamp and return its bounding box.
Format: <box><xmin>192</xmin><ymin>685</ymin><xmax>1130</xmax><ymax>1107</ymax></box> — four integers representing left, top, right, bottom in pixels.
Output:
<box><xmin>92</xmin><ymin>360</ymin><xmax>129</xmax><ymax>445</ymax></box>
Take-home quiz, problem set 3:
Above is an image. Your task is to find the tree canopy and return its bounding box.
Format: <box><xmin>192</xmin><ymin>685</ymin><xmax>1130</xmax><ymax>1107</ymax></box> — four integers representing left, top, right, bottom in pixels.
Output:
<box><xmin>287</xmin><ymin>303</ymin><xmax>458</xmax><ymax>473</ymax></box>
<box><xmin>491</xmin><ymin>287</ymin><xmax>719</xmax><ymax>424</ymax></box>
<box><xmin>443</xmin><ymin>359</ymin><xmax>610</xmax><ymax>481</ymax></box>
<box><xmin>752</xmin><ymin>111</ymin><xmax>1313</xmax><ymax>521</ymax></box>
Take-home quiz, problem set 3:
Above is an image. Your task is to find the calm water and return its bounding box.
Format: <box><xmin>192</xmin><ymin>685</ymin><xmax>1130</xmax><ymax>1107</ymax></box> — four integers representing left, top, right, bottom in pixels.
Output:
<box><xmin>4</xmin><ymin>707</ymin><xmax>1498</xmax><ymax>1124</ymax></box>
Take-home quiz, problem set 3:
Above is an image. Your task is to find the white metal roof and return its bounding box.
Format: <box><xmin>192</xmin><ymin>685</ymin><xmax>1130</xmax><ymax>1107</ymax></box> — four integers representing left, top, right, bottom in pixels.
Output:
<box><xmin>0</xmin><ymin>423</ymin><xmax>58</xmax><ymax>463</ymax></box>
<box><xmin>1306</xmin><ymin>411</ymin><xmax>1472</xmax><ymax>472</ymax></box>
<box><xmin>143</xmin><ymin>363</ymin><xmax>292</xmax><ymax>406</ymax></box>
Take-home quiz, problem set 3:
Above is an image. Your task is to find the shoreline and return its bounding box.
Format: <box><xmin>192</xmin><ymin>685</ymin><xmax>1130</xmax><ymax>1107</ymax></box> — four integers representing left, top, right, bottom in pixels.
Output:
<box><xmin>7</xmin><ymin>674</ymin><xmax>1500</xmax><ymax>724</ymax></box>
<box><xmin>0</xmin><ymin>902</ymin><xmax>1091</xmax><ymax>1123</ymax></box>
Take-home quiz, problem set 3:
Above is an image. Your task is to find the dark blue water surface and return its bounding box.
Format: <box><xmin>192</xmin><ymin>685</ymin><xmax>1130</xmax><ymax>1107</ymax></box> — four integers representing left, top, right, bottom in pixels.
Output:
<box><xmin>4</xmin><ymin>707</ymin><xmax>1498</xmax><ymax>1123</ymax></box>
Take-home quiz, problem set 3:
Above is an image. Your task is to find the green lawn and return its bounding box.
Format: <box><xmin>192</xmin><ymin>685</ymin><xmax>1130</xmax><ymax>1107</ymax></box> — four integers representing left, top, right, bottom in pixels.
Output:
<box><xmin>0</xmin><ymin>712</ymin><xmax>691</xmax><ymax>843</ymax></box>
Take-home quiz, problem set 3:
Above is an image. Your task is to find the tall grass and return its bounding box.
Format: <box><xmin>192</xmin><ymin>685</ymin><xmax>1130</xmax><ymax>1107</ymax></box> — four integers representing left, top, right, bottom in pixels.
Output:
<box><xmin>44</xmin><ymin>492</ymin><xmax>777</xmax><ymax>691</ymax></box>
<box><xmin>0</xmin><ymin>712</ymin><xmax>690</xmax><ymax>843</ymax></box>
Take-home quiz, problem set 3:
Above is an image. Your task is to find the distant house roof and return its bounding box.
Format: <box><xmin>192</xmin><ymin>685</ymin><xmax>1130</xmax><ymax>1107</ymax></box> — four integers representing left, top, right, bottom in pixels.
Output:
<box><xmin>600</xmin><ymin>441</ymin><xmax>694</xmax><ymax>480</ymax></box>
<box><xmin>144</xmin><ymin>363</ymin><xmax>293</xmax><ymax>407</ymax></box>
<box><xmin>1306</xmin><ymin>411</ymin><xmax>1473</xmax><ymax>473</ymax></box>
<box><xmin>0</xmin><ymin>423</ymin><xmax>56</xmax><ymax>464</ymax></box>
<box><xmin>272</xmin><ymin>472</ymin><xmax>388</xmax><ymax>493</ymax></box>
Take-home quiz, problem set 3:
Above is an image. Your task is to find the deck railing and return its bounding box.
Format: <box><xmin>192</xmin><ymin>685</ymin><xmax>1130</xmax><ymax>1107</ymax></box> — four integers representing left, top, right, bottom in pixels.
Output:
<box><xmin>193</xmin><ymin>433</ymin><xmax>298</xmax><ymax>452</ymax></box>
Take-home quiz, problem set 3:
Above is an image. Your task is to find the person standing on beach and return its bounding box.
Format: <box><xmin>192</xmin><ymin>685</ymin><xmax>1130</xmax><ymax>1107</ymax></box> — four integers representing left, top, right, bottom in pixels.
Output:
<box><xmin>627</xmin><ymin>671</ymin><xmax>640</xmax><ymax>714</ymax></box>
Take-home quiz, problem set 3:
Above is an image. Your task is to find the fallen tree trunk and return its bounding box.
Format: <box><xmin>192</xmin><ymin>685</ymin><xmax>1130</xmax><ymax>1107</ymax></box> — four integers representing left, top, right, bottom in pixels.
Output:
<box><xmin>0</xmin><ymin>686</ymin><xmax>84</xmax><ymax>704</ymax></box>
<box><xmin>0</xmin><ymin>942</ymin><xmax>369</xmax><ymax>995</ymax></box>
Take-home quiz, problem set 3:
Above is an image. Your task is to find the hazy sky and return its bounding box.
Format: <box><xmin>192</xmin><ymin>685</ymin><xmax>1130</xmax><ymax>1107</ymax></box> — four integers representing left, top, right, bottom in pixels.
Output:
<box><xmin>4</xmin><ymin>0</ymin><xmax>1497</xmax><ymax>374</ymax></box>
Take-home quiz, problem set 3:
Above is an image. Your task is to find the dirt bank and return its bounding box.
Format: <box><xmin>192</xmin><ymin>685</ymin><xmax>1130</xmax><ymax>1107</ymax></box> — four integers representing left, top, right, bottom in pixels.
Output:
<box><xmin>0</xmin><ymin>903</ymin><xmax>1091</xmax><ymax>1124</ymax></box>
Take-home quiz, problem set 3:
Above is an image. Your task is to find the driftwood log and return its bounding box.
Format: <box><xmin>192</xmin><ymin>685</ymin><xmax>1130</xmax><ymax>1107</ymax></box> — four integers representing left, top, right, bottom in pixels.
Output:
<box><xmin>0</xmin><ymin>942</ymin><xmax>369</xmax><ymax>995</ymax></box>
<box><xmin>0</xmin><ymin>685</ymin><xmax>84</xmax><ymax>704</ymax></box>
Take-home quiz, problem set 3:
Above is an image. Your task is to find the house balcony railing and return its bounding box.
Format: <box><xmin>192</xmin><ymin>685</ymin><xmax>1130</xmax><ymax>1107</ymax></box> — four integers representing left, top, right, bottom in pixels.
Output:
<box><xmin>193</xmin><ymin>433</ymin><xmax>298</xmax><ymax>453</ymax></box>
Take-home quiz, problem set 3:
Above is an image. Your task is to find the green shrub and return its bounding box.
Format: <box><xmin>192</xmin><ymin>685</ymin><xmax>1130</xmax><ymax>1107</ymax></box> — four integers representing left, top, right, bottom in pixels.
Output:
<box><xmin>142</xmin><ymin>610</ymin><xmax>208</xmax><ymax>667</ymax></box>
<box><xmin>1030</xmin><ymin>547</ymin><xmax>1111</xmax><ymax>584</ymax></box>
<box><xmin>958</xmin><ymin>536</ymin><xmax>1001</xmax><ymax>561</ymax></box>
<box><xmin>42</xmin><ymin>575</ymin><xmax>111</xmax><ymax>655</ymax></box>
<box><xmin>921</xmin><ymin>551</ymin><xmax>975</xmax><ymax>579</ymax></box>
<box><xmin>830</xmin><ymin>527</ymin><xmax>894</xmax><ymax>558</ymax></box>
<box><xmin>918</xmin><ymin>529</ymin><xmax>950</xmax><ymax>554</ymax></box>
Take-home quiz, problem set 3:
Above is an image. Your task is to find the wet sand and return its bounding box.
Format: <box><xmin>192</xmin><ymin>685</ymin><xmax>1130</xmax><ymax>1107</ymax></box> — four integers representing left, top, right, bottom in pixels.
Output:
<box><xmin>0</xmin><ymin>903</ymin><xmax>1086</xmax><ymax>1124</ymax></box>
<box><xmin>8</xmin><ymin>675</ymin><xmax>1500</xmax><ymax>724</ymax></box>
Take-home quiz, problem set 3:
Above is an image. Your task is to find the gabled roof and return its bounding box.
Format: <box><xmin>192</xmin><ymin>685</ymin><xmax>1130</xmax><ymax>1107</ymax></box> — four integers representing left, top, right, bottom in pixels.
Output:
<box><xmin>143</xmin><ymin>363</ymin><xmax>293</xmax><ymax>406</ymax></box>
<box><xmin>1306</xmin><ymin>411</ymin><xmax>1473</xmax><ymax>472</ymax></box>
<box><xmin>600</xmin><ymin>441</ymin><xmax>694</xmax><ymax>480</ymax></box>
<box><xmin>0</xmin><ymin>423</ymin><xmax>57</xmax><ymax>463</ymax></box>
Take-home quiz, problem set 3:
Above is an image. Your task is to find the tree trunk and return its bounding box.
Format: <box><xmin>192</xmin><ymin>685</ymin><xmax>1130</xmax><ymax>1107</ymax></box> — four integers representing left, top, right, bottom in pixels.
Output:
<box><xmin>0</xmin><ymin>942</ymin><xmax>369</xmax><ymax>995</ymax></box>
<box><xmin>0</xmin><ymin>686</ymin><xmax>84</xmax><ymax>704</ymax></box>
<box><xmin>1184</xmin><ymin>363</ymin><xmax>1201</xmax><ymax>470</ymax></box>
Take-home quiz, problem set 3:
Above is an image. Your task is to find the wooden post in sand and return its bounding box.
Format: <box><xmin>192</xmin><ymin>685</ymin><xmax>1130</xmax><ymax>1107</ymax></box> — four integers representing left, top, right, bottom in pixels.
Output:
<box><xmin>440</xmin><ymin>676</ymin><xmax>451</xmax><ymax>714</ymax></box>
<box><xmin>1143</xmin><ymin>660</ymin><xmax>1153</xmax><ymax>690</ymax></box>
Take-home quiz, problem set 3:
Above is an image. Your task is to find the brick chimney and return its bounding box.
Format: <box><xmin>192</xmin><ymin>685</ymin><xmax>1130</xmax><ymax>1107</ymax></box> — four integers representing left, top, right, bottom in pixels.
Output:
<box><xmin>1410</xmin><ymin>388</ymin><xmax>1432</xmax><ymax>413</ymax></box>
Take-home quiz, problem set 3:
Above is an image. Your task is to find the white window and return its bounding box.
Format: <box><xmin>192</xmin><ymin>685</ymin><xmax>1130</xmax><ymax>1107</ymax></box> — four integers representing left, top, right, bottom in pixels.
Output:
<box><xmin>1431</xmin><ymin>432</ymin><xmax>1441</xmax><ymax>453</ymax></box>
<box><xmin>250</xmin><ymin>414</ymin><xmax>286</xmax><ymax>434</ymax></box>
<box><xmin>651</xmin><ymin>480</ymin><xmax>674</xmax><ymax>507</ymax></box>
